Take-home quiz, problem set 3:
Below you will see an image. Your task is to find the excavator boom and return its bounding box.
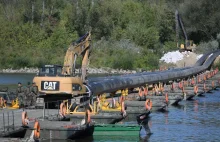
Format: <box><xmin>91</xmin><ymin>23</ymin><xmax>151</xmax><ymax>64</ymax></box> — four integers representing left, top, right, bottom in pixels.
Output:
<box><xmin>175</xmin><ymin>10</ymin><xmax>195</xmax><ymax>51</ymax></box>
<box><xmin>62</xmin><ymin>32</ymin><xmax>91</xmax><ymax>82</ymax></box>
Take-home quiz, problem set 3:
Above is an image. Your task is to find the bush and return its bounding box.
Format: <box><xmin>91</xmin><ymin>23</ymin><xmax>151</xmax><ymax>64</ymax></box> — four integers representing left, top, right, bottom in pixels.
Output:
<box><xmin>196</xmin><ymin>40</ymin><xmax>219</xmax><ymax>54</ymax></box>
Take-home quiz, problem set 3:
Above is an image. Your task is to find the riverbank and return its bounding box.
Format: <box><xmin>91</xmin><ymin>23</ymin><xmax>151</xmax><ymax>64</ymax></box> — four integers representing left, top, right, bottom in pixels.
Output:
<box><xmin>0</xmin><ymin>67</ymin><xmax>137</xmax><ymax>74</ymax></box>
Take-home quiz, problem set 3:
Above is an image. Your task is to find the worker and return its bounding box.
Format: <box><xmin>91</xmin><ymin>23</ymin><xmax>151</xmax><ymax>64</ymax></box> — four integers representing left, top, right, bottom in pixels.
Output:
<box><xmin>25</xmin><ymin>82</ymin><xmax>32</xmax><ymax>106</ymax></box>
<box><xmin>31</xmin><ymin>82</ymin><xmax>38</xmax><ymax>95</ymax></box>
<box><xmin>16</xmin><ymin>82</ymin><xmax>24</xmax><ymax>94</ymax></box>
<box><xmin>16</xmin><ymin>82</ymin><xmax>25</xmax><ymax>107</ymax></box>
<box><xmin>30</xmin><ymin>82</ymin><xmax>38</xmax><ymax>106</ymax></box>
<box><xmin>25</xmin><ymin>82</ymin><xmax>31</xmax><ymax>94</ymax></box>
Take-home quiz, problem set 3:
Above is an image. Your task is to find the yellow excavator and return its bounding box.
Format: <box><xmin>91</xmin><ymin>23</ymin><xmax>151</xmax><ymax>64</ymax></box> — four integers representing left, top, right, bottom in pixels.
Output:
<box><xmin>175</xmin><ymin>10</ymin><xmax>196</xmax><ymax>52</ymax></box>
<box><xmin>33</xmin><ymin>32</ymin><xmax>91</xmax><ymax>106</ymax></box>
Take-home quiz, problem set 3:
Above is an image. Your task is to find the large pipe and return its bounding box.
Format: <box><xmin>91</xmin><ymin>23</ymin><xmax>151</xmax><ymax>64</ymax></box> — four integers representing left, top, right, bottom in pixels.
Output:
<box><xmin>88</xmin><ymin>50</ymin><xmax>215</xmax><ymax>83</ymax></box>
<box><xmin>194</xmin><ymin>50</ymin><xmax>219</xmax><ymax>66</ymax></box>
<box><xmin>87</xmin><ymin>50</ymin><xmax>220</xmax><ymax>95</ymax></box>
<box><xmin>88</xmin><ymin>67</ymin><xmax>191</xmax><ymax>83</ymax></box>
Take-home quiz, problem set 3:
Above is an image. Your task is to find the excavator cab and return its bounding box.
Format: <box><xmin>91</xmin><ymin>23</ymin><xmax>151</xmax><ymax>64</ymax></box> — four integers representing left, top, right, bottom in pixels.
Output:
<box><xmin>186</xmin><ymin>40</ymin><xmax>196</xmax><ymax>51</ymax></box>
<box><xmin>180</xmin><ymin>40</ymin><xmax>196</xmax><ymax>52</ymax></box>
<box><xmin>38</xmin><ymin>65</ymin><xmax>63</xmax><ymax>76</ymax></box>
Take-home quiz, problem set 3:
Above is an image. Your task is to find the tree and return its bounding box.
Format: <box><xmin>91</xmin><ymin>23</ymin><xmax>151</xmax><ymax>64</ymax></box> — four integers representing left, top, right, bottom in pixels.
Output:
<box><xmin>179</xmin><ymin>0</ymin><xmax>220</xmax><ymax>42</ymax></box>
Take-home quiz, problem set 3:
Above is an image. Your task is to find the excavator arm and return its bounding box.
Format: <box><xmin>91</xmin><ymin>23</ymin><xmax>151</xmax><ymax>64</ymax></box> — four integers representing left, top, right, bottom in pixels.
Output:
<box><xmin>176</xmin><ymin>10</ymin><xmax>188</xmax><ymax>50</ymax></box>
<box><xmin>62</xmin><ymin>32</ymin><xmax>91</xmax><ymax>82</ymax></box>
<box><xmin>175</xmin><ymin>10</ymin><xmax>195</xmax><ymax>51</ymax></box>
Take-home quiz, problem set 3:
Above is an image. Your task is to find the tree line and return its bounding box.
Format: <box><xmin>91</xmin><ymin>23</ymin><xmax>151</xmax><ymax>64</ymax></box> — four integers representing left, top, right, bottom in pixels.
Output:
<box><xmin>0</xmin><ymin>0</ymin><xmax>220</xmax><ymax>70</ymax></box>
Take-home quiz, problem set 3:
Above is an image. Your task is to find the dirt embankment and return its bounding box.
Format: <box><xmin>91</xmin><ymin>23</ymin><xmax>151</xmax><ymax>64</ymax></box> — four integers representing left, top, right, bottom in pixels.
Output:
<box><xmin>175</xmin><ymin>52</ymin><xmax>198</xmax><ymax>67</ymax></box>
<box><xmin>160</xmin><ymin>51</ymin><xmax>203</xmax><ymax>68</ymax></box>
<box><xmin>160</xmin><ymin>51</ymin><xmax>220</xmax><ymax>69</ymax></box>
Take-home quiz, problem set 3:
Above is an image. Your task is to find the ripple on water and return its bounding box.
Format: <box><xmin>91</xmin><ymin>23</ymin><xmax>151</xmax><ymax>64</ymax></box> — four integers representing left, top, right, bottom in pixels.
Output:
<box><xmin>148</xmin><ymin>90</ymin><xmax>220</xmax><ymax>142</ymax></box>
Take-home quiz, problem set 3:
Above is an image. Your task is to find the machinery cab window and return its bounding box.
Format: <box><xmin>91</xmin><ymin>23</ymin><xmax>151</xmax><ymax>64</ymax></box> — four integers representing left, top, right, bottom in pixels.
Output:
<box><xmin>0</xmin><ymin>92</ymin><xmax>7</xmax><ymax>100</ymax></box>
<box><xmin>72</xmin><ymin>84</ymin><xmax>82</xmax><ymax>91</ymax></box>
<box><xmin>38</xmin><ymin>65</ymin><xmax>63</xmax><ymax>76</ymax></box>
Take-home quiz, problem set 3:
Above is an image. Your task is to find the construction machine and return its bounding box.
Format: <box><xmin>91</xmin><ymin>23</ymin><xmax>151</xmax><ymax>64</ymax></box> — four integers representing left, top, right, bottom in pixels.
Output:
<box><xmin>0</xmin><ymin>88</ymin><xmax>19</xmax><ymax>109</ymax></box>
<box><xmin>33</xmin><ymin>32</ymin><xmax>92</xmax><ymax>106</ymax></box>
<box><xmin>175</xmin><ymin>10</ymin><xmax>196</xmax><ymax>52</ymax></box>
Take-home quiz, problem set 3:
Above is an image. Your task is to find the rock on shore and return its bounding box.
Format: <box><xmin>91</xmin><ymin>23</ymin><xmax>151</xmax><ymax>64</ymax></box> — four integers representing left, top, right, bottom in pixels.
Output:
<box><xmin>0</xmin><ymin>67</ymin><xmax>38</xmax><ymax>73</ymax></box>
<box><xmin>0</xmin><ymin>67</ymin><xmax>137</xmax><ymax>74</ymax></box>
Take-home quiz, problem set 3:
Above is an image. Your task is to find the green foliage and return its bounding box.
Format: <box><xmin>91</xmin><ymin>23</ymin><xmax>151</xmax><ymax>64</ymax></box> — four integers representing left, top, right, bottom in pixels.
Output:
<box><xmin>179</xmin><ymin>0</ymin><xmax>220</xmax><ymax>42</ymax></box>
<box><xmin>163</xmin><ymin>41</ymin><xmax>177</xmax><ymax>53</ymax></box>
<box><xmin>213</xmin><ymin>61</ymin><xmax>220</xmax><ymax>70</ymax></box>
<box><xmin>1</xmin><ymin>0</ymin><xmax>215</xmax><ymax>70</ymax></box>
<box><xmin>90</xmin><ymin>39</ymin><xmax>139</xmax><ymax>70</ymax></box>
<box><xmin>196</xmin><ymin>39</ymin><xmax>219</xmax><ymax>54</ymax></box>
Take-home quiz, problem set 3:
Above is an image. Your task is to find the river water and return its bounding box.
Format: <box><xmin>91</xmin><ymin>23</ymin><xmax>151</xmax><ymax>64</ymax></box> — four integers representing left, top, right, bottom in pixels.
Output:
<box><xmin>1</xmin><ymin>73</ymin><xmax>220</xmax><ymax>142</ymax></box>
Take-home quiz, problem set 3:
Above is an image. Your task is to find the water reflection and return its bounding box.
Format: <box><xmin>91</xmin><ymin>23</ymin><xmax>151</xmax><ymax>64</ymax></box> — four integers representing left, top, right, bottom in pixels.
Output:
<box><xmin>139</xmin><ymin>119</ymin><xmax>152</xmax><ymax>142</ymax></box>
<box><xmin>66</xmin><ymin>118</ymin><xmax>152</xmax><ymax>142</ymax></box>
<box><xmin>194</xmin><ymin>100</ymin><xmax>198</xmax><ymax>113</ymax></box>
<box><xmin>164</xmin><ymin>111</ymin><xmax>169</xmax><ymax>124</ymax></box>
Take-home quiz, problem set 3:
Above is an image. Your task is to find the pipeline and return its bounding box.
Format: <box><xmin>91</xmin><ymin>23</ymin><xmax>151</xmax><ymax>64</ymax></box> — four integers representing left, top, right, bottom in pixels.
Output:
<box><xmin>88</xmin><ymin>67</ymin><xmax>191</xmax><ymax>83</ymax></box>
<box><xmin>87</xmin><ymin>50</ymin><xmax>220</xmax><ymax>95</ymax></box>
<box><xmin>194</xmin><ymin>50</ymin><xmax>219</xmax><ymax>66</ymax></box>
<box><xmin>88</xmin><ymin>50</ymin><xmax>216</xmax><ymax>83</ymax></box>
